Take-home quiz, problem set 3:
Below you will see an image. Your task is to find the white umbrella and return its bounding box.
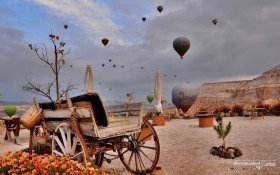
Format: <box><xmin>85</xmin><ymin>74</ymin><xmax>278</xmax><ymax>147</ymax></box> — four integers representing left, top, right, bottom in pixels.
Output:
<box><xmin>84</xmin><ymin>65</ymin><xmax>93</xmax><ymax>93</ymax></box>
<box><xmin>154</xmin><ymin>69</ymin><xmax>163</xmax><ymax>114</ymax></box>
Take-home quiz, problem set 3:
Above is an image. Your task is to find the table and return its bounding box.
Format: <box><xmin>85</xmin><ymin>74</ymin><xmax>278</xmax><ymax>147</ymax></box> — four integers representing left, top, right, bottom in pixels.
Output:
<box><xmin>0</xmin><ymin>116</ymin><xmax>21</xmax><ymax>145</ymax></box>
<box><xmin>196</xmin><ymin>114</ymin><xmax>215</xmax><ymax>127</ymax></box>
<box><xmin>250</xmin><ymin>108</ymin><xmax>265</xmax><ymax>120</ymax></box>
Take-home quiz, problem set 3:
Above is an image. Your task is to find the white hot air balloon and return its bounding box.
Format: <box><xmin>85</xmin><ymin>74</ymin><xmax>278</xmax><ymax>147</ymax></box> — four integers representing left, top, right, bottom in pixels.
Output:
<box><xmin>172</xmin><ymin>83</ymin><xmax>197</xmax><ymax>112</ymax></box>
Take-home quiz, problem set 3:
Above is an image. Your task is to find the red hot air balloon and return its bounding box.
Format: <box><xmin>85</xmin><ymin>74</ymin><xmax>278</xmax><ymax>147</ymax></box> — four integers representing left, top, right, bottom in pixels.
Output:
<box><xmin>157</xmin><ymin>6</ymin><xmax>163</xmax><ymax>13</ymax></box>
<box><xmin>101</xmin><ymin>38</ymin><xmax>109</xmax><ymax>46</ymax></box>
<box><xmin>113</xmin><ymin>64</ymin><xmax>116</xmax><ymax>68</ymax></box>
<box><xmin>173</xmin><ymin>37</ymin><xmax>190</xmax><ymax>59</ymax></box>
<box><xmin>142</xmin><ymin>17</ymin><xmax>146</xmax><ymax>22</ymax></box>
<box><xmin>172</xmin><ymin>83</ymin><xmax>197</xmax><ymax>112</ymax></box>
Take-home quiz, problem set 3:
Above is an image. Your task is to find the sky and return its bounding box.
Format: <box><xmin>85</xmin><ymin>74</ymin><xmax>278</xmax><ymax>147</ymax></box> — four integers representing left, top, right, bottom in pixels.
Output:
<box><xmin>0</xmin><ymin>0</ymin><xmax>280</xmax><ymax>104</ymax></box>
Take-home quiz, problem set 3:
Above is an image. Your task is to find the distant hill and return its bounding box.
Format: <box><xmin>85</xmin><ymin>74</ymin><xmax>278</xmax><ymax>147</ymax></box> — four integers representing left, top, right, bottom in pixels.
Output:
<box><xmin>0</xmin><ymin>101</ymin><xmax>32</xmax><ymax>106</ymax></box>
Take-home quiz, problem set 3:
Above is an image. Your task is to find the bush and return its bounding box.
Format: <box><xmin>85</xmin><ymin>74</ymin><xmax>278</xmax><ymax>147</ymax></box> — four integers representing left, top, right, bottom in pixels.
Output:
<box><xmin>214</xmin><ymin>106</ymin><xmax>231</xmax><ymax>114</ymax></box>
<box><xmin>231</xmin><ymin>105</ymin><xmax>244</xmax><ymax>115</ymax></box>
<box><xmin>270</xmin><ymin>102</ymin><xmax>280</xmax><ymax>116</ymax></box>
<box><xmin>256</xmin><ymin>101</ymin><xmax>270</xmax><ymax>110</ymax></box>
<box><xmin>0</xmin><ymin>151</ymin><xmax>108</xmax><ymax>175</ymax></box>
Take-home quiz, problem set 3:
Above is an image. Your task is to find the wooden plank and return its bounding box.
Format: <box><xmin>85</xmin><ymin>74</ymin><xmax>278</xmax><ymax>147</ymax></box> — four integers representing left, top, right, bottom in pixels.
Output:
<box><xmin>105</xmin><ymin>102</ymin><xmax>143</xmax><ymax>113</ymax></box>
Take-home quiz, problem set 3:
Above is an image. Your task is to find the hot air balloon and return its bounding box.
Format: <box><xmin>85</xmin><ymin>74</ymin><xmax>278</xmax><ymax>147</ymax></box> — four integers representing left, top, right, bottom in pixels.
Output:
<box><xmin>147</xmin><ymin>95</ymin><xmax>154</xmax><ymax>104</ymax></box>
<box><xmin>174</xmin><ymin>75</ymin><xmax>177</xmax><ymax>78</ymax></box>
<box><xmin>5</xmin><ymin>105</ymin><xmax>17</xmax><ymax>117</ymax></box>
<box><xmin>212</xmin><ymin>19</ymin><xmax>218</xmax><ymax>25</ymax></box>
<box><xmin>109</xmin><ymin>59</ymin><xmax>112</xmax><ymax>62</ymax></box>
<box><xmin>101</xmin><ymin>38</ymin><xmax>109</xmax><ymax>46</ymax></box>
<box><xmin>113</xmin><ymin>64</ymin><xmax>116</xmax><ymax>68</ymax></box>
<box><xmin>127</xmin><ymin>93</ymin><xmax>130</xmax><ymax>97</ymax></box>
<box><xmin>172</xmin><ymin>83</ymin><xmax>197</xmax><ymax>112</ymax></box>
<box><xmin>64</xmin><ymin>24</ymin><xmax>68</xmax><ymax>29</ymax></box>
<box><xmin>173</xmin><ymin>37</ymin><xmax>190</xmax><ymax>59</ymax></box>
<box><xmin>157</xmin><ymin>6</ymin><xmax>163</xmax><ymax>13</ymax></box>
<box><xmin>98</xmin><ymin>82</ymin><xmax>101</xmax><ymax>85</ymax></box>
<box><xmin>141</xmin><ymin>66</ymin><xmax>144</xmax><ymax>69</ymax></box>
<box><xmin>109</xmin><ymin>88</ymin><xmax>112</xmax><ymax>91</ymax></box>
<box><xmin>142</xmin><ymin>17</ymin><xmax>146</xmax><ymax>22</ymax></box>
<box><xmin>164</xmin><ymin>74</ymin><xmax>166</xmax><ymax>77</ymax></box>
<box><xmin>70</xmin><ymin>65</ymin><xmax>73</xmax><ymax>68</ymax></box>
<box><xmin>122</xmin><ymin>65</ymin><xmax>124</xmax><ymax>68</ymax></box>
<box><xmin>102</xmin><ymin>64</ymin><xmax>105</xmax><ymax>67</ymax></box>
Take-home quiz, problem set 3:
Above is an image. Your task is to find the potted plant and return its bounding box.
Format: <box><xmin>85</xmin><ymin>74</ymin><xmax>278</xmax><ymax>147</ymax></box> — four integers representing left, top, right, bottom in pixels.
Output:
<box><xmin>211</xmin><ymin>115</ymin><xmax>243</xmax><ymax>159</ymax></box>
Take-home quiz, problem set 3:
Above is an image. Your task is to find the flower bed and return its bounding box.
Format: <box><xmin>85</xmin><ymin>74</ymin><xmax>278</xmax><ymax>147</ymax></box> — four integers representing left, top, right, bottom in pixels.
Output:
<box><xmin>0</xmin><ymin>151</ymin><xmax>109</xmax><ymax>175</ymax></box>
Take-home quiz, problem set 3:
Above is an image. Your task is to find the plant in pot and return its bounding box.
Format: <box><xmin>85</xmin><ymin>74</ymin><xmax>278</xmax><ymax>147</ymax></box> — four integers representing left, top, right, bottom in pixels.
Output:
<box><xmin>210</xmin><ymin>115</ymin><xmax>242</xmax><ymax>159</ymax></box>
<box><xmin>231</xmin><ymin>105</ymin><xmax>244</xmax><ymax>116</ymax></box>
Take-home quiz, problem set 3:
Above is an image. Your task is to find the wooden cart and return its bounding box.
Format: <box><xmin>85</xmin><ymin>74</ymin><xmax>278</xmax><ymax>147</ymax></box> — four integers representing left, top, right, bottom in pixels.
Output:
<box><xmin>32</xmin><ymin>93</ymin><xmax>160</xmax><ymax>175</ymax></box>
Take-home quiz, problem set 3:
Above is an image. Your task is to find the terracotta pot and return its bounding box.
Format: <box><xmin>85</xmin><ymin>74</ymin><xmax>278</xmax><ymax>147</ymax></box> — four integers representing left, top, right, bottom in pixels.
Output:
<box><xmin>152</xmin><ymin>115</ymin><xmax>165</xmax><ymax>126</ymax></box>
<box><xmin>198</xmin><ymin>114</ymin><xmax>214</xmax><ymax>127</ymax></box>
<box><xmin>151</xmin><ymin>166</ymin><xmax>163</xmax><ymax>175</ymax></box>
<box><xmin>138</xmin><ymin>127</ymin><xmax>152</xmax><ymax>141</ymax></box>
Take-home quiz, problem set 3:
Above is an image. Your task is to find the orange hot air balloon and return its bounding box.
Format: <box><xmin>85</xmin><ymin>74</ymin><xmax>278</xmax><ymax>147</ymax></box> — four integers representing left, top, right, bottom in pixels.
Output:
<box><xmin>101</xmin><ymin>38</ymin><xmax>109</xmax><ymax>46</ymax></box>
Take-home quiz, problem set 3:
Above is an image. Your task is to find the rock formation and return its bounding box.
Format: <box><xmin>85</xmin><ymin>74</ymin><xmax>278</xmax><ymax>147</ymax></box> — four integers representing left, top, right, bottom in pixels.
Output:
<box><xmin>188</xmin><ymin>64</ymin><xmax>280</xmax><ymax>116</ymax></box>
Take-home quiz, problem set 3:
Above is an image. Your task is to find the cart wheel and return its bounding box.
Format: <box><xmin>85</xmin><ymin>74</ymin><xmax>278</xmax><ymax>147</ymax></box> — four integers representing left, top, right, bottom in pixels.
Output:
<box><xmin>117</xmin><ymin>118</ymin><xmax>160</xmax><ymax>174</ymax></box>
<box><xmin>52</xmin><ymin>122</ymin><xmax>90</xmax><ymax>165</ymax></box>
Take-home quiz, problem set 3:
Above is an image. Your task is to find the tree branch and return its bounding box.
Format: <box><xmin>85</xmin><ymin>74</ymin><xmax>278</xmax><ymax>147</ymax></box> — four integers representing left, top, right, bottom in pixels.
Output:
<box><xmin>22</xmin><ymin>78</ymin><xmax>54</xmax><ymax>101</ymax></box>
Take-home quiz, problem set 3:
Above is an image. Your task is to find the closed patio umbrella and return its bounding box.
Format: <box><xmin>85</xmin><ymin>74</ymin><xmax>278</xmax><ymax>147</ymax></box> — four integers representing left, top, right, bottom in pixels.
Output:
<box><xmin>84</xmin><ymin>65</ymin><xmax>93</xmax><ymax>93</ymax></box>
<box><xmin>154</xmin><ymin>69</ymin><xmax>163</xmax><ymax>114</ymax></box>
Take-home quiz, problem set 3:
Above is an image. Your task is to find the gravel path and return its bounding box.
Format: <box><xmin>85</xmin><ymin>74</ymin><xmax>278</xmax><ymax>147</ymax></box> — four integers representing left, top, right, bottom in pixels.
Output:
<box><xmin>1</xmin><ymin>116</ymin><xmax>279</xmax><ymax>175</ymax></box>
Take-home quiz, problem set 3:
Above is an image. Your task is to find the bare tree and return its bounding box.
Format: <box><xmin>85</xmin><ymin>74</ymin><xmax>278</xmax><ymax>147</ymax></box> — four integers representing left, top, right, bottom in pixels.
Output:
<box><xmin>23</xmin><ymin>26</ymin><xmax>77</xmax><ymax>101</ymax></box>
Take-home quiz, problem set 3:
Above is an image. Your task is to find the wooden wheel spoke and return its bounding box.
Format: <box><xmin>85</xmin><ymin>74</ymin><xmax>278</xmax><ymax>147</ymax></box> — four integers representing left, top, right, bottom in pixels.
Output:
<box><xmin>71</xmin><ymin>136</ymin><xmax>78</xmax><ymax>155</ymax></box>
<box><xmin>71</xmin><ymin>151</ymin><xmax>84</xmax><ymax>159</ymax></box>
<box><xmin>119</xmin><ymin>149</ymin><xmax>129</xmax><ymax>156</ymax></box>
<box><xmin>135</xmin><ymin>151</ymin><xmax>139</xmax><ymax>171</ymax></box>
<box><xmin>58</xmin><ymin>127</ymin><xmax>68</xmax><ymax>152</ymax></box>
<box><xmin>138</xmin><ymin>133</ymin><xmax>153</xmax><ymax>143</ymax></box>
<box><xmin>53</xmin><ymin>150</ymin><xmax>64</xmax><ymax>156</ymax></box>
<box><xmin>137</xmin><ymin>151</ymin><xmax>146</xmax><ymax>171</ymax></box>
<box><xmin>128</xmin><ymin>151</ymin><xmax>134</xmax><ymax>165</ymax></box>
<box><xmin>138</xmin><ymin>148</ymin><xmax>154</xmax><ymax>163</ymax></box>
<box><xmin>139</xmin><ymin>145</ymin><xmax>156</xmax><ymax>150</ymax></box>
<box><xmin>54</xmin><ymin>135</ymin><xmax>66</xmax><ymax>154</ymax></box>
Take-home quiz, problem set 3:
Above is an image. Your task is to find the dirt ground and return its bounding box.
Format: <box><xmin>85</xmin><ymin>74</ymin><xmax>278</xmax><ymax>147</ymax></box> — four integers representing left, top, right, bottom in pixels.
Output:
<box><xmin>0</xmin><ymin>116</ymin><xmax>279</xmax><ymax>175</ymax></box>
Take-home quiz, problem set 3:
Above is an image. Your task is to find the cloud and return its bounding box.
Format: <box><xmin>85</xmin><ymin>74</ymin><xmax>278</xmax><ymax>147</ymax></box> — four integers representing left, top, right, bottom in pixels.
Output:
<box><xmin>31</xmin><ymin>0</ymin><xmax>126</xmax><ymax>45</ymax></box>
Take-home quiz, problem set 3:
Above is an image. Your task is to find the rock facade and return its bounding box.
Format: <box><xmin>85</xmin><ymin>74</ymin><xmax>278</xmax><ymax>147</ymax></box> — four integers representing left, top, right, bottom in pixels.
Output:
<box><xmin>188</xmin><ymin>64</ymin><xmax>280</xmax><ymax>116</ymax></box>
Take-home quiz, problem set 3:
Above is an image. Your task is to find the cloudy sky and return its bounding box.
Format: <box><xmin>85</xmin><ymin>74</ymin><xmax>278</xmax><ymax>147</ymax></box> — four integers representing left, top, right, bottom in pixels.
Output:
<box><xmin>0</xmin><ymin>0</ymin><xmax>280</xmax><ymax>103</ymax></box>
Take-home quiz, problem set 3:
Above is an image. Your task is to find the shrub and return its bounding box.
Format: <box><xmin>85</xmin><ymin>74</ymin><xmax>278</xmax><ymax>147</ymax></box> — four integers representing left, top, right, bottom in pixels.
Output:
<box><xmin>270</xmin><ymin>102</ymin><xmax>280</xmax><ymax>116</ymax></box>
<box><xmin>231</xmin><ymin>105</ymin><xmax>244</xmax><ymax>115</ymax></box>
<box><xmin>0</xmin><ymin>151</ymin><xmax>108</xmax><ymax>175</ymax></box>
<box><xmin>213</xmin><ymin>115</ymin><xmax>232</xmax><ymax>148</ymax></box>
<box><xmin>256</xmin><ymin>101</ymin><xmax>270</xmax><ymax>109</ymax></box>
<box><xmin>214</xmin><ymin>106</ymin><xmax>231</xmax><ymax>114</ymax></box>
